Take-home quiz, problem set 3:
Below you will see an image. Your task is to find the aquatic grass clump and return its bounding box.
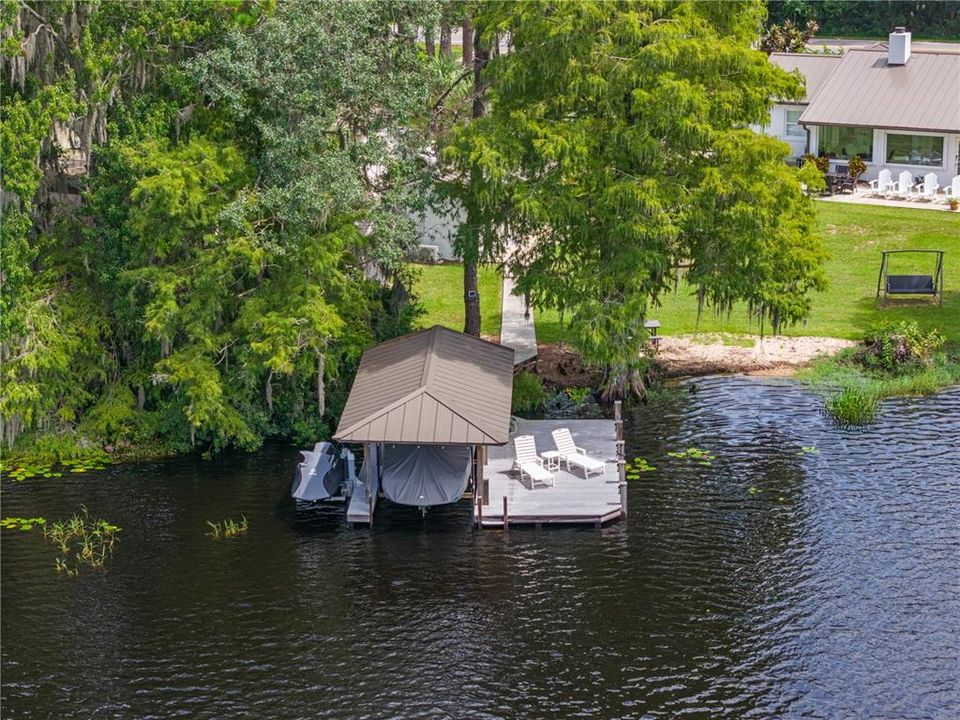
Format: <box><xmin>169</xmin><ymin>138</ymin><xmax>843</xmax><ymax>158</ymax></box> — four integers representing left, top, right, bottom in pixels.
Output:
<box><xmin>206</xmin><ymin>516</ymin><xmax>248</xmax><ymax>539</ymax></box>
<box><xmin>827</xmin><ymin>385</ymin><xmax>879</xmax><ymax>425</ymax></box>
<box><xmin>3</xmin><ymin>507</ymin><xmax>120</xmax><ymax>576</ymax></box>
<box><xmin>45</xmin><ymin>507</ymin><xmax>121</xmax><ymax>576</ymax></box>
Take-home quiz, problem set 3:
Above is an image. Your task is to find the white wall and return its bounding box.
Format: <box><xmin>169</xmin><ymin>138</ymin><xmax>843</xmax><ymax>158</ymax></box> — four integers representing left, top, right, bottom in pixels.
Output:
<box><xmin>757</xmin><ymin>104</ymin><xmax>809</xmax><ymax>159</ymax></box>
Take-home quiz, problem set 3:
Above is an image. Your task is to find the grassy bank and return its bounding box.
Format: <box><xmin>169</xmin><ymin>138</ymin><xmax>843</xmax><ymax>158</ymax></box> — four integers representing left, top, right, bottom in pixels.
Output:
<box><xmin>798</xmin><ymin>318</ymin><xmax>960</xmax><ymax>423</ymax></box>
<box><xmin>801</xmin><ymin>348</ymin><xmax>960</xmax><ymax>423</ymax></box>
<box><xmin>536</xmin><ymin>203</ymin><xmax>960</xmax><ymax>343</ymax></box>
<box><xmin>411</xmin><ymin>263</ymin><xmax>503</xmax><ymax>338</ymax></box>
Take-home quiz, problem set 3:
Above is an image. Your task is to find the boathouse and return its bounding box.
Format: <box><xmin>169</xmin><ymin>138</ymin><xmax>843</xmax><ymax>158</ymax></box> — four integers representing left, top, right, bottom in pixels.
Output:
<box><xmin>335</xmin><ymin>325</ymin><xmax>625</xmax><ymax>527</ymax></box>
<box><xmin>334</xmin><ymin>325</ymin><xmax>514</xmax><ymax>523</ymax></box>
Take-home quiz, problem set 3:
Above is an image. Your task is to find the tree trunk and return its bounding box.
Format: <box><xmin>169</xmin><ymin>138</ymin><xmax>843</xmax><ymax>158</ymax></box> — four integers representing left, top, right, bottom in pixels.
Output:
<box><xmin>463</xmin><ymin>261</ymin><xmax>481</xmax><ymax>337</ymax></box>
<box><xmin>439</xmin><ymin>21</ymin><xmax>452</xmax><ymax>60</ymax></box>
<box><xmin>424</xmin><ymin>25</ymin><xmax>435</xmax><ymax>58</ymax></box>
<box><xmin>461</xmin><ymin>19</ymin><xmax>473</xmax><ymax>67</ymax></box>
<box><xmin>462</xmin><ymin>31</ymin><xmax>489</xmax><ymax>338</ymax></box>
<box><xmin>316</xmin><ymin>353</ymin><xmax>325</xmax><ymax>416</ymax></box>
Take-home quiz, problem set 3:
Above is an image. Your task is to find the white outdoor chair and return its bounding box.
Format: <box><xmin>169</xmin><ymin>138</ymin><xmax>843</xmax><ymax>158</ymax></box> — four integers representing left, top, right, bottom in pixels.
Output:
<box><xmin>912</xmin><ymin>172</ymin><xmax>939</xmax><ymax>201</ymax></box>
<box><xmin>869</xmin><ymin>169</ymin><xmax>893</xmax><ymax>196</ymax></box>
<box><xmin>892</xmin><ymin>170</ymin><xmax>914</xmax><ymax>198</ymax></box>
<box><xmin>551</xmin><ymin>428</ymin><xmax>606</xmax><ymax>479</ymax></box>
<box><xmin>943</xmin><ymin>175</ymin><xmax>960</xmax><ymax>202</ymax></box>
<box><xmin>512</xmin><ymin>435</ymin><xmax>555</xmax><ymax>488</ymax></box>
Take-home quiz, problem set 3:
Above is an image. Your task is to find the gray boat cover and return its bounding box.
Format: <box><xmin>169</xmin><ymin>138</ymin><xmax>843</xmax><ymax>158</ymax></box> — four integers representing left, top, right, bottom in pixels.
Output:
<box><xmin>380</xmin><ymin>444</ymin><xmax>472</xmax><ymax>507</ymax></box>
<box><xmin>292</xmin><ymin>442</ymin><xmax>341</xmax><ymax>501</ymax></box>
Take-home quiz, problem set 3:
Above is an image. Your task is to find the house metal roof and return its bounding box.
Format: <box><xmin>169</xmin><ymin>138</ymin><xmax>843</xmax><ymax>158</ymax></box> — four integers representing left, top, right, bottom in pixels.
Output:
<box><xmin>769</xmin><ymin>53</ymin><xmax>843</xmax><ymax>103</ymax></box>
<box><xmin>798</xmin><ymin>49</ymin><xmax>960</xmax><ymax>133</ymax></box>
<box><xmin>334</xmin><ymin>326</ymin><xmax>515</xmax><ymax>445</ymax></box>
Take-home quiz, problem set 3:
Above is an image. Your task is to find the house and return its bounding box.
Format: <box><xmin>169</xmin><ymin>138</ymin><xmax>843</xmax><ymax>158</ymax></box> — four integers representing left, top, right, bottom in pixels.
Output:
<box><xmin>762</xmin><ymin>29</ymin><xmax>960</xmax><ymax>188</ymax></box>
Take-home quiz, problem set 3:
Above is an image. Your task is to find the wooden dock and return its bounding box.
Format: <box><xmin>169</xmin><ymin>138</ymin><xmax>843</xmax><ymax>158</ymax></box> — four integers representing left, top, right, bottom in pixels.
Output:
<box><xmin>477</xmin><ymin>418</ymin><xmax>624</xmax><ymax>528</ymax></box>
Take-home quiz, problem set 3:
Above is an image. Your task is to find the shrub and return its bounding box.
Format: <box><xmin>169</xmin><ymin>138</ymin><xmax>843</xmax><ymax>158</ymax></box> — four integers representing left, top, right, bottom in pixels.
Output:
<box><xmin>802</xmin><ymin>153</ymin><xmax>829</xmax><ymax>174</ymax></box>
<box><xmin>511</xmin><ymin>372</ymin><xmax>547</xmax><ymax>415</ymax></box>
<box><xmin>847</xmin><ymin>156</ymin><xmax>867</xmax><ymax>179</ymax></box>
<box><xmin>861</xmin><ymin>320</ymin><xmax>944</xmax><ymax>371</ymax></box>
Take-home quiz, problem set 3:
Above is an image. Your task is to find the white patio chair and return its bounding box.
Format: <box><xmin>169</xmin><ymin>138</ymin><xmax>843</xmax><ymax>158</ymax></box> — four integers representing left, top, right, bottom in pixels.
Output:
<box><xmin>891</xmin><ymin>170</ymin><xmax>914</xmax><ymax>198</ymax></box>
<box><xmin>869</xmin><ymin>169</ymin><xmax>893</xmax><ymax>196</ymax></box>
<box><xmin>943</xmin><ymin>175</ymin><xmax>960</xmax><ymax>202</ymax></box>
<box><xmin>912</xmin><ymin>172</ymin><xmax>939</xmax><ymax>201</ymax></box>
<box><xmin>551</xmin><ymin>428</ymin><xmax>606</xmax><ymax>479</ymax></box>
<box><xmin>512</xmin><ymin>435</ymin><xmax>555</xmax><ymax>488</ymax></box>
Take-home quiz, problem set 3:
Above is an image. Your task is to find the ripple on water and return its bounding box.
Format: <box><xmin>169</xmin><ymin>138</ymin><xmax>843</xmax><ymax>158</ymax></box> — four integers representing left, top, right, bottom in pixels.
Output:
<box><xmin>2</xmin><ymin>378</ymin><xmax>958</xmax><ymax>719</ymax></box>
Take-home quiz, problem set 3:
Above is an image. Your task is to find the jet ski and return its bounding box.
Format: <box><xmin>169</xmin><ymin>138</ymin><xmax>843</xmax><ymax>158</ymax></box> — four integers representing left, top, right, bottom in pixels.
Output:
<box><xmin>291</xmin><ymin>442</ymin><xmax>355</xmax><ymax>502</ymax></box>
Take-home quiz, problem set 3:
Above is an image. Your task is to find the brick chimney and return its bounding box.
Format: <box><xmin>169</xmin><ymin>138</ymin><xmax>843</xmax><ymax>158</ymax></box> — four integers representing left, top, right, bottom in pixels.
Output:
<box><xmin>888</xmin><ymin>27</ymin><xmax>911</xmax><ymax>65</ymax></box>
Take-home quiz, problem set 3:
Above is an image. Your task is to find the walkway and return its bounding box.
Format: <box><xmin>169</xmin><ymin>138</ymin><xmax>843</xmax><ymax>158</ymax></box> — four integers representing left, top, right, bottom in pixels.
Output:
<box><xmin>500</xmin><ymin>274</ymin><xmax>538</xmax><ymax>366</ymax></box>
<box><xmin>820</xmin><ymin>193</ymin><xmax>954</xmax><ymax>212</ymax></box>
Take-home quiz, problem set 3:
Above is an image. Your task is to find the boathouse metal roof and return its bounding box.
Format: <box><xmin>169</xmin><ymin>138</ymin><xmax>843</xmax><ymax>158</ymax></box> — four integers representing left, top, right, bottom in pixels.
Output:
<box><xmin>334</xmin><ymin>326</ymin><xmax>515</xmax><ymax>445</ymax></box>
<box><xmin>798</xmin><ymin>49</ymin><xmax>960</xmax><ymax>133</ymax></box>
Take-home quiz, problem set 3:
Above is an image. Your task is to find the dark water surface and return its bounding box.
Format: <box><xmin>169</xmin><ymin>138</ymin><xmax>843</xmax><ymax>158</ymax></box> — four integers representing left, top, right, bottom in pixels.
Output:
<box><xmin>3</xmin><ymin>377</ymin><xmax>959</xmax><ymax>719</ymax></box>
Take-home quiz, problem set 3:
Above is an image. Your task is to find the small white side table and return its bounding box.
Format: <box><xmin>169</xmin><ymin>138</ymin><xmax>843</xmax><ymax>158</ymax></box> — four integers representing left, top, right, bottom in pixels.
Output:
<box><xmin>541</xmin><ymin>451</ymin><xmax>561</xmax><ymax>472</ymax></box>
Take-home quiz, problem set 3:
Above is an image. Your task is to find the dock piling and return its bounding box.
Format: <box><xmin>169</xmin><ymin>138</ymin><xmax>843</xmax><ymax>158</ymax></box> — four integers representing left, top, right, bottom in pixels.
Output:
<box><xmin>615</xmin><ymin>401</ymin><xmax>627</xmax><ymax>518</ymax></box>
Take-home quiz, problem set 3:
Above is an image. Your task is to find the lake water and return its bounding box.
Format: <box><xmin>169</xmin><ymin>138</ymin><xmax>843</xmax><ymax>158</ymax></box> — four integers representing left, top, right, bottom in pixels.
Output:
<box><xmin>2</xmin><ymin>377</ymin><xmax>958</xmax><ymax>719</ymax></box>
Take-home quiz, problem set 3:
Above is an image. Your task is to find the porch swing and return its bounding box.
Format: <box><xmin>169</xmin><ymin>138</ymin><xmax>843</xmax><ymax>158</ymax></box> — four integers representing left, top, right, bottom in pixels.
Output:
<box><xmin>876</xmin><ymin>250</ymin><xmax>945</xmax><ymax>306</ymax></box>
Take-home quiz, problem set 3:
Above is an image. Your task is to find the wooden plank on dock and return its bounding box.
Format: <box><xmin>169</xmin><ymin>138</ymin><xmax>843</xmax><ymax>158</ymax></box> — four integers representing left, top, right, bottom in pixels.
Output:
<box><xmin>479</xmin><ymin>418</ymin><xmax>625</xmax><ymax>528</ymax></box>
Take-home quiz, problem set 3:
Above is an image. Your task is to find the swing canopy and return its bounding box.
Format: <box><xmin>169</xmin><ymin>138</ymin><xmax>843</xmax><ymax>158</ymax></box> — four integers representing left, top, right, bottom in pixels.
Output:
<box><xmin>876</xmin><ymin>250</ymin><xmax>944</xmax><ymax>305</ymax></box>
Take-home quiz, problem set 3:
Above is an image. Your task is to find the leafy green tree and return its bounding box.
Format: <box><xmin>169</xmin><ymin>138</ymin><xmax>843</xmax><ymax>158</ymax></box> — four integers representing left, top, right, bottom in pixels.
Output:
<box><xmin>445</xmin><ymin>0</ymin><xmax>827</xmax><ymax>397</ymax></box>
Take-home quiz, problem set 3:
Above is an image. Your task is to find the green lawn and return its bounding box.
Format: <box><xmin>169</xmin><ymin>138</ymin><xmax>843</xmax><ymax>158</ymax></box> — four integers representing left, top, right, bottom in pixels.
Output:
<box><xmin>411</xmin><ymin>263</ymin><xmax>503</xmax><ymax>337</ymax></box>
<box><xmin>536</xmin><ymin>203</ymin><xmax>960</xmax><ymax>342</ymax></box>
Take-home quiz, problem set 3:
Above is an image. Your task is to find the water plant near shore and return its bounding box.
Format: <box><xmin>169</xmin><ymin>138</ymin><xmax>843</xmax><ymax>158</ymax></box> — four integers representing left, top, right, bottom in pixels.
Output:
<box><xmin>667</xmin><ymin>448</ymin><xmax>716</xmax><ymax>466</ymax></box>
<box><xmin>45</xmin><ymin>507</ymin><xmax>121</xmax><ymax>576</ymax></box>
<box><xmin>0</xmin><ymin>450</ymin><xmax>112</xmax><ymax>482</ymax></box>
<box><xmin>206</xmin><ymin>516</ymin><xmax>248</xmax><ymax>539</ymax></box>
<box><xmin>624</xmin><ymin>457</ymin><xmax>656</xmax><ymax>480</ymax></box>
<box><xmin>2</xmin><ymin>507</ymin><xmax>120</xmax><ymax>575</ymax></box>
<box><xmin>802</xmin><ymin>322</ymin><xmax>959</xmax><ymax>424</ymax></box>
<box><xmin>1</xmin><ymin>517</ymin><xmax>47</xmax><ymax>531</ymax></box>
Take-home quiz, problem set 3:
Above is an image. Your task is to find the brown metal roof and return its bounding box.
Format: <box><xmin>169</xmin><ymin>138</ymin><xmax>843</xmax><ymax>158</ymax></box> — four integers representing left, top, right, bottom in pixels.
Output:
<box><xmin>769</xmin><ymin>53</ymin><xmax>843</xmax><ymax>103</ymax></box>
<box><xmin>798</xmin><ymin>49</ymin><xmax>960</xmax><ymax>133</ymax></box>
<box><xmin>334</xmin><ymin>326</ymin><xmax>515</xmax><ymax>445</ymax></box>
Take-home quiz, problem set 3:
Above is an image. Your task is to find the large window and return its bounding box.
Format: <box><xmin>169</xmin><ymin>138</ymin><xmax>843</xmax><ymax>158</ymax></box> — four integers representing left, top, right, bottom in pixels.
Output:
<box><xmin>818</xmin><ymin>125</ymin><xmax>873</xmax><ymax>161</ymax></box>
<box><xmin>785</xmin><ymin>110</ymin><xmax>805</xmax><ymax>139</ymax></box>
<box><xmin>885</xmin><ymin>133</ymin><xmax>944</xmax><ymax>167</ymax></box>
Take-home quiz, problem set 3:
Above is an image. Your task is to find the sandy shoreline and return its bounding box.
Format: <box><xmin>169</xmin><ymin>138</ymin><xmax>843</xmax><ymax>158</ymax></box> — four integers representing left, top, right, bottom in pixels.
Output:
<box><xmin>654</xmin><ymin>335</ymin><xmax>856</xmax><ymax>378</ymax></box>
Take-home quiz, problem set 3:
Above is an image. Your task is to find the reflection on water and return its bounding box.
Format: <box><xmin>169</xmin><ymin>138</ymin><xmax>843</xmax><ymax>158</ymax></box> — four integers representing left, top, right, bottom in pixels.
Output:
<box><xmin>2</xmin><ymin>377</ymin><xmax>958</xmax><ymax>719</ymax></box>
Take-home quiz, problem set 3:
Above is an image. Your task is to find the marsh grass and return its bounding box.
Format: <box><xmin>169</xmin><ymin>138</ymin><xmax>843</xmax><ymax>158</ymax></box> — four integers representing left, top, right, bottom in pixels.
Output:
<box><xmin>8</xmin><ymin>506</ymin><xmax>124</xmax><ymax>576</ymax></box>
<box><xmin>206</xmin><ymin>516</ymin><xmax>248</xmax><ymax>539</ymax></box>
<box><xmin>803</xmin><ymin>345</ymin><xmax>960</xmax><ymax>424</ymax></box>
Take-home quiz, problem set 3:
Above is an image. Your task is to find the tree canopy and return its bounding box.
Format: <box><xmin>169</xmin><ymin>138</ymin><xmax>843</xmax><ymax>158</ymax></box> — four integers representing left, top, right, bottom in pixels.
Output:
<box><xmin>444</xmin><ymin>0</ymin><xmax>826</xmax><ymax>397</ymax></box>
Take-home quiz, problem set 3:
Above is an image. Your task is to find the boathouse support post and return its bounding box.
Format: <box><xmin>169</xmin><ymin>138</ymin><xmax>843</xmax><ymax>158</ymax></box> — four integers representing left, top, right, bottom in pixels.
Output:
<box><xmin>615</xmin><ymin>401</ymin><xmax>627</xmax><ymax>518</ymax></box>
<box><xmin>363</xmin><ymin>443</ymin><xmax>373</xmax><ymax>526</ymax></box>
<box><xmin>502</xmin><ymin>495</ymin><xmax>508</xmax><ymax>530</ymax></box>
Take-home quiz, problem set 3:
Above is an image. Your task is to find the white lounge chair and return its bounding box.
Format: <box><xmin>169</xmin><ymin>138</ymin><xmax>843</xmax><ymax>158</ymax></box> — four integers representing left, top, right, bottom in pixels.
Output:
<box><xmin>513</xmin><ymin>435</ymin><xmax>555</xmax><ymax>488</ymax></box>
<box><xmin>912</xmin><ymin>172</ymin><xmax>939</xmax><ymax>201</ymax></box>
<box><xmin>551</xmin><ymin>428</ymin><xmax>606</xmax><ymax>479</ymax></box>
<box><xmin>869</xmin><ymin>169</ymin><xmax>893</xmax><ymax>196</ymax></box>
<box><xmin>891</xmin><ymin>170</ymin><xmax>914</xmax><ymax>198</ymax></box>
<box><xmin>943</xmin><ymin>175</ymin><xmax>960</xmax><ymax>202</ymax></box>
